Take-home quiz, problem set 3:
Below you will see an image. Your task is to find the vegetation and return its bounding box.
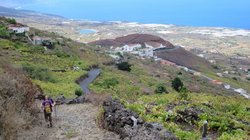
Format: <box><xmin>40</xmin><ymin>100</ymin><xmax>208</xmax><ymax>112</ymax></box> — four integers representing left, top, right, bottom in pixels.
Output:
<box><xmin>155</xmin><ymin>83</ymin><xmax>168</xmax><ymax>94</ymax></box>
<box><xmin>178</xmin><ymin>86</ymin><xmax>189</xmax><ymax>100</ymax></box>
<box><xmin>1</xmin><ymin>17</ymin><xmax>249</xmax><ymax>139</ymax></box>
<box><xmin>125</xmin><ymin>93</ymin><xmax>250</xmax><ymax>140</ymax></box>
<box><xmin>101</xmin><ymin>78</ymin><xmax>119</xmax><ymax>89</ymax></box>
<box><xmin>0</xmin><ymin>25</ymin><xmax>10</xmax><ymax>38</ymax></box>
<box><xmin>75</xmin><ymin>88</ymin><xmax>83</xmax><ymax>96</ymax></box>
<box><xmin>22</xmin><ymin>64</ymin><xmax>56</xmax><ymax>83</ymax></box>
<box><xmin>0</xmin><ymin>64</ymin><xmax>40</xmax><ymax>139</ymax></box>
<box><xmin>6</xmin><ymin>18</ymin><xmax>16</xmax><ymax>24</ymax></box>
<box><xmin>171</xmin><ymin>77</ymin><xmax>184</xmax><ymax>92</ymax></box>
<box><xmin>0</xmin><ymin>23</ymin><xmax>96</xmax><ymax>98</ymax></box>
<box><xmin>117</xmin><ymin>61</ymin><xmax>132</xmax><ymax>72</ymax></box>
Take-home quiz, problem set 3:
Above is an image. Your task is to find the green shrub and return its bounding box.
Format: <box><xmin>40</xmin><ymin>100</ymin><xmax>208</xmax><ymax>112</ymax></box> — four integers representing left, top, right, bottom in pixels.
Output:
<box><xmin>22</xmin><ymin>64</ymin><xmax>56</xmax><ymax>83</ymax></box>
<box><xmin>218</xmin><ymin>129</ymin><xmax>247</xmax><ymax>140</ymax></box>
<box><xmin>246</xmin><ymin>77</ymin><xmax>250</xmax><ymax>81</ymax></box>
<box><xmin>171</xmin><ymin>77</ymin><xmax>184</xmax><ymax>92</ymax></box>
<box><xmin>102</xmin><ymin>78</ymin><xmax>119</xmax><ymax>89</ymax></box>
<box><xmin>175</xmin><ymin>130</ymin><xmax>200</xmax><ymax>140</ymax></box>
<box><xmin>232</xmin><ymin>77</ymin><xmax>237</xmax><ymax>81</ymax></box>
<box><xmin>117</xmin><ymin>62</ymin><xmax>132</xmax><ymax>72</ymax></box>
<box><xmin>0</xmin><ymin>25</ymin><xmax>10</xmax><ymax>38</ymax></box>
<box><xmin>155</xmin><ymin>83</ymin><xmax>168</xmax><ymax>94</ymax></box>
<box><xmin>212</xmin><ymin>65</ymin><xmax>219</xmax><ymax>69</ymax></box>
<box><xmin>6</xmin><ymin>18</ymin><xmax>16</xmax><ymax>24</ymax></box>
<box><xmin>30</xmin><ymin>45</ymin><xmax>45</xmax><ymax>53</ymax></box>
<box><xmin>178</xmin><ymin>87</ymin><xmax>190</xmax><ymax>100</ymax></box>
<box><xmin>75</xmin><ymin>88</ymin><xmax>83</xmax><ymax>96</ymax></box>
<box><xmin>54</xmin><ymin>50</ymin><xmax>70</xmax><ymax>58</ymax></box>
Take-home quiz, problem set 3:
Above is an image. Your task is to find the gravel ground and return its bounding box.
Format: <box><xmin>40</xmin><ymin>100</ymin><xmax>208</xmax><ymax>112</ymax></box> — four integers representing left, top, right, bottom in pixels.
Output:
<box><xmin>17</xmin><ymin>102</ymin><xmax>119</xmax><ymax>140</ymax></box>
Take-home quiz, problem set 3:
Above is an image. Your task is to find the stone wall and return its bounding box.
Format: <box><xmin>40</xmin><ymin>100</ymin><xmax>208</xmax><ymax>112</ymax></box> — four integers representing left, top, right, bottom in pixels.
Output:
<box><xmin>103</xmin><ymin>98</ymin><xmax>178</xmax><ymax>140</ymax></box>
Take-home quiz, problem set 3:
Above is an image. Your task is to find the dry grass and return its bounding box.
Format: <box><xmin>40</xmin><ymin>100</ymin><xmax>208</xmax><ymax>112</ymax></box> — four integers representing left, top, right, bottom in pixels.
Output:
<box><xmin>84</xmin><ymin>93</ymin><xmax>110</xmax><ymax>128</ymax></box>
<box><xmin>0</xmin><ymin>63</ymin><xmax>41</xmax><ymax>139</ymax></box>
<box><xmin>84</xmin><ymin>92</ymin><xmax>110</xmax><ymax>106</ymax></box>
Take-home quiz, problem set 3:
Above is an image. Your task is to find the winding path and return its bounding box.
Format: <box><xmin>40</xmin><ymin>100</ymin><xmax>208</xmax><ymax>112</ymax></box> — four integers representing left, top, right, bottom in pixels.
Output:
<box><xmin>79</xmin><ymin>69</ymin><xmax>101</xmax><ymax>94</ymax></box>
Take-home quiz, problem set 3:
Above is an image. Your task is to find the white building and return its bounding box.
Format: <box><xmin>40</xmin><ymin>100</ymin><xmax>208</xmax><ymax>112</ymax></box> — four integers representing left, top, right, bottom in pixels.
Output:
<box><xmin>198</xmin><ymin>54</ymin><xmax>204</xmax><ymax>58</ymax></box>
<box><xmin>224</xmin><ymin>84</ymin><xmax>231</xmax><ymax>90</ymax></box>
<box><xmin>234</xmin><ymin>88</ymin><xmax>247</xmax><ymax>94</ymax></box>
<box><xmin>209</xmin><ymin>60</ymin><xmax>216</xmax><ymax>64</ymax></box>
<box><xmin>8</xmin><ymin>26</ymin><xmax>30</xmax><ymax>33</ymax></box>
<box><xmin>122</xmin><ymin>44</ymin><xmax>141</xmax><ymax>52</ymax></box>
<box><xmin>139</xmin><ymin>48</ymin><xmax>154</xmax><ymax>58</ymax></box>
<box><xmin>109</xmin><ymin>54</ymin><xmax>121</xmax><ymax>60</ymax></box>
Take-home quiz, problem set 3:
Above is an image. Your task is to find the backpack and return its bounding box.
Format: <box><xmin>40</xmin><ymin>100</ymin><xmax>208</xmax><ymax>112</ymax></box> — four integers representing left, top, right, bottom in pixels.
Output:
<box><xmin>44</xmin><ymin>101</ymin><xmax>52</xmax><ymax>113</ymax></box>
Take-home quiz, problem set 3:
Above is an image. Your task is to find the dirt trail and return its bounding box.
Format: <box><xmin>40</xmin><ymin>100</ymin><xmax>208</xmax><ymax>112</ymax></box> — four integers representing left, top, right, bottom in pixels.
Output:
<box><xmin>18</xmin><ymin>101</ymin><xmax>119</xmax><ymax>140</ymax></box>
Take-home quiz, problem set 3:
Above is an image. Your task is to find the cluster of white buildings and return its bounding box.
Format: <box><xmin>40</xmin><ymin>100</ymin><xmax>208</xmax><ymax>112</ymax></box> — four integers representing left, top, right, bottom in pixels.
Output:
<box><xmin>109</xmin><ymin>43</ymin><xmax>166</xmax><ymax>60</ymax></box>
<box><xmin>8</xmin><ymin>24</ymin><xmax>30</xmax><ymax>34</ymax></box>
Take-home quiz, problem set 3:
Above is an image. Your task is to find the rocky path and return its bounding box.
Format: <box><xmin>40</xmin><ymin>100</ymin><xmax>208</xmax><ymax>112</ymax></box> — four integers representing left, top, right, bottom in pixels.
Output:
<box><xmin>18</xmin><ymin>101</ymin><xmax>119</xmax><ymax>140</ymax></box>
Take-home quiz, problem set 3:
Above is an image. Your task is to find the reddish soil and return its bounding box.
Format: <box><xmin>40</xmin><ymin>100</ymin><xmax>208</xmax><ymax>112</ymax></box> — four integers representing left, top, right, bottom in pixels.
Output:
<box><xmin>155</xmin><ymin>47</ymin><xmax>212</xmax><ymax>71</ymax></box>
<box><xmin>88</xmin><ymin>34</ymin><xmax>175</xmax><ymax>48</ymax></box>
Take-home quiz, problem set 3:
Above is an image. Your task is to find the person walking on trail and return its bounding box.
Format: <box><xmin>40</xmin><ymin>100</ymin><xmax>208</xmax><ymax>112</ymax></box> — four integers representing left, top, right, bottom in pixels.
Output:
<box><xmin>42</xmin><ymin>96</ymin><xmax>54</xmax><ymax>128</ymax></box>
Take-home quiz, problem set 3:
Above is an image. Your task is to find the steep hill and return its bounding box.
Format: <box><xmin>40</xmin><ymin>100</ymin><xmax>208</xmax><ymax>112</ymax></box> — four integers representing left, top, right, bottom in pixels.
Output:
<box><xmin>90</xmin><ymin>34</ymin><xmax>212</xmax><ymax>71</ymax></box>
<box><xmin>155</xmin><ymin>47</ymin><xmax>212</xmax><ymax>71</ymax></box>
<box><xmin>89</xmin><ymin>33</ymin><xmax>175</xmax><ymax>48</ymax></box>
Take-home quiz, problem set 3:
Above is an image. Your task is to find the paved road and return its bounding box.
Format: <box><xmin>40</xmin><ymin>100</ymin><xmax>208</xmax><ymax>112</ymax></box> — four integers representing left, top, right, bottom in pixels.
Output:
<box><xmin>178</xmin><ymin>66</ymin><xmax>250</xmax><ymax>99</ymax></box>
<box><xmin>79</xmin><ymin>69</ymin><xmax>101</xmax><ymax>94</ymax></box>
<box><xmin>153</xmin><ymin>45</ymin><xmax>181</xmax><ymax>52</ymax></box>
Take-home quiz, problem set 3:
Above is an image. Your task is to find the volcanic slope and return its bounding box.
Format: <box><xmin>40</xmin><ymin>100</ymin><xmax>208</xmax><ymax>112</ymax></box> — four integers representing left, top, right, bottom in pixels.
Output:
<box><xmin>90</xmin><ymin>34</ymin><xmax>213</xmax><ymax>71</ymax></box>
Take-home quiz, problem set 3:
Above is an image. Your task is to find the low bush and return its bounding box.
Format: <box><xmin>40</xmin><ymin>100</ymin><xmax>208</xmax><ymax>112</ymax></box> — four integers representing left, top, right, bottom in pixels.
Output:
<box><xmin>0</xmin><ymin>25</ymin><xmax>10</xmax><ymax>38</ymax></box>
<box><xmin>22</xmin><ymin>64</ymin><xmax>56</xmax><ymax>83</ymax></box>
<box><xmin>30</xmin><ymin>45</ymin><xmax>45</xmax><ymax>54</ymax></box>
<box><xmin>0</xmin><ymin>63</ymin><xmax>40</xmax><ymax>139</ymax></box>
<box><xmin>178</xmin><ymin>87</ymin><xmax>190</xmax><ymax>100</ymax></box>
<box><xmin>101</xmin><ymin>78</ymin><xmax>119</xmax><ymax>89</ymax></box>
<box><xmin>6</xmin><ymin>18</ymin><xmax>16</xmax><ymax>24</ymax></box>
<box><xmin>171</xmin><ymin>77</ymin><xmax>184</xmax><ymax>92</ymax></box>
<box><xmin>75</xmin><ymin>88</ymin><xmax>83</xmax><ymax>96</ymax></box>
<box><xmin>155</xmin><ymin>83</ymin><xmax>168</xmax><ymax>94</ymax></box>
<box><xmin>247</xmin><ymin>77</ymin><xmax>250</xmax><ymax>81</ymax></box>
<box><xmin>117</xmin><ymin>62</ymin><xmax>132</xmax><ymax>72</ymax></box>
<box><xmin>53</xmin><ymin>50</ymin><xmax>70</xmax><ymax>58</ymax></box>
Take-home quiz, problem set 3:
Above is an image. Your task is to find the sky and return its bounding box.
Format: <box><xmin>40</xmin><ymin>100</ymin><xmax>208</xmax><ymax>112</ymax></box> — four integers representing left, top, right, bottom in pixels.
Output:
<box><xmin>0</xmin><ymin>0</ymin><xmax>250</xmax><ymax>29</ymax></box>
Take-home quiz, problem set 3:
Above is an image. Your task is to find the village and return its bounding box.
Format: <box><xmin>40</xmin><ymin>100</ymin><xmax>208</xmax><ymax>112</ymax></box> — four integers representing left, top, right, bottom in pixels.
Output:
<box><xmin>107</xmin><ymin>43</ymin><xmax>250</xmax><ymax>99</ymax></box>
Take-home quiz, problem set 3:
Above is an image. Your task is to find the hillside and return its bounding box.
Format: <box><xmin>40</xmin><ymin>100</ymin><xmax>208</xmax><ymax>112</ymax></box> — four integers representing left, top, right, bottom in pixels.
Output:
<box><xmin>154</xmin><ymin>47</ymin><xmax>212</xmax><ymax>71</ymax></box>
<box><xmin>0</xmin><ymin>17</ymin><xmax>250</xmax><ymax>140</ymax></box>
<box><xmin>89</xmin><ymin>34</ymin><xmax>175</xmax><ymax>48</ymax></box>
<box><xmin>90</xmin><ymin>34</ymin><xmax>212</xmax><ymax>71</ymax></box>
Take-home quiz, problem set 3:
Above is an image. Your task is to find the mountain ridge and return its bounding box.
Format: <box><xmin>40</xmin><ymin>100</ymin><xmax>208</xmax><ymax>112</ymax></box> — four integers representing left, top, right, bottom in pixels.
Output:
<box><xmin>0</xmin><ymin>6</ymin><xmax>65</xmax><ymax>19</ymax></box>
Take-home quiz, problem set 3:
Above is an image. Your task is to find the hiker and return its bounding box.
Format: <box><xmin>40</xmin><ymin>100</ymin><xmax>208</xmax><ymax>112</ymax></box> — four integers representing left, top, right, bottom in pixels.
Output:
<box><xmin>41</xmin><ymin>96</ymin><xmax>53</xmax><ymax>127</ymax></box>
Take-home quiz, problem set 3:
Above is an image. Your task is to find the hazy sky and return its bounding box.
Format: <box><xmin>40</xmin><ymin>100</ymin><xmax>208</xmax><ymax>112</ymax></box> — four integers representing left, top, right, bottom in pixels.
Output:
<box><xmin>1</xmin><ymin>0</ymin><xmax>250</xmax><ymax>28</ymax></box>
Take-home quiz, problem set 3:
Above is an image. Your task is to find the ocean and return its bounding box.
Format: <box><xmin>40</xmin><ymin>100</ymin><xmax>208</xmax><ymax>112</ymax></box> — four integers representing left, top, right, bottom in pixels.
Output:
<box><xmin>21</xmin><ymin>0</ymin><xmax>250</xmax><ymax>29</ymax></box>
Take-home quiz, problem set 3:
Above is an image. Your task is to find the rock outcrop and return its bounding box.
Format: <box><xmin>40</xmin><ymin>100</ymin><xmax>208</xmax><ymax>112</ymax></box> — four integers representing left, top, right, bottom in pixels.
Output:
<box><xmin>55</xmin><ymin>95</ymin><xmax>85</xmax><ymax>105</ymax></box>
<box><xmin>175</xmin><ymin>106</ymin><xmax>204</xmax><ymax>124</ymax></box>
<box><xmin>103</xmin><ymin>98</ymin><xmax>178</xmax><ymax>140</ymax></box>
